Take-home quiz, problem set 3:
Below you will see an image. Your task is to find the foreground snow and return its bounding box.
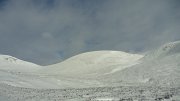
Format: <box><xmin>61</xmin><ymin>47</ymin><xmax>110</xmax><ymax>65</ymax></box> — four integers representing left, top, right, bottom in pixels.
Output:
<box><xmin>0</xmin><ymin>83</ymin><xmax>179</xmax><ymax>101</ymax></box>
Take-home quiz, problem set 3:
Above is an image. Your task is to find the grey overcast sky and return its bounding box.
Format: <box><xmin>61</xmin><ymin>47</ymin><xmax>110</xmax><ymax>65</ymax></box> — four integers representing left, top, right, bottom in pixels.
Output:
<box><xmin>0</xmin><ymin>0</ymin><xmax>180</xmax><ymax>65</ymax></box>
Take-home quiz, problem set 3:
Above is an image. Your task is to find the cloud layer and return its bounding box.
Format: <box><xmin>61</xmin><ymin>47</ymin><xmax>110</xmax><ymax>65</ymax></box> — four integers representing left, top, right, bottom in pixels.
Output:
<box><xmin>0</xmin><ymin>0</ymin><xmax>180</xmax><ymax>65</ymax></box>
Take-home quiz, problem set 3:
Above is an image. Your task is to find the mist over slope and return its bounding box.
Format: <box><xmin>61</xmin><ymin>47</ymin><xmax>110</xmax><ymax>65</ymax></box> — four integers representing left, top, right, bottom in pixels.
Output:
<box><xmin>105</xmin><ymin>41</ymin><xmax>180</xmax><ymax>87</ymax></box>
<box><xmin>143</xmin><ymin>41</ymin><xmax>180</xmax><ymax>60</ymax></box>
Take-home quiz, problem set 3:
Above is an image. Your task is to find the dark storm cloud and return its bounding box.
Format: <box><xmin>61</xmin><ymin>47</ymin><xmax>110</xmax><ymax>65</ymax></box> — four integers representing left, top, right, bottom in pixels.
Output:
<box><xmin>0</xmin><ymin>0</ymin><xmax>180</xmax><ymax>65</ymax></box>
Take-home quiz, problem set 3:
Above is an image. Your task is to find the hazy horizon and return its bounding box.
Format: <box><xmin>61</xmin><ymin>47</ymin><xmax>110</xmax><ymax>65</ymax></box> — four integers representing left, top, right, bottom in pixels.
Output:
<box><xmin>0</xmin><ymin>0</ymin><xmax>180</xmax><ymax>65</ymax></box>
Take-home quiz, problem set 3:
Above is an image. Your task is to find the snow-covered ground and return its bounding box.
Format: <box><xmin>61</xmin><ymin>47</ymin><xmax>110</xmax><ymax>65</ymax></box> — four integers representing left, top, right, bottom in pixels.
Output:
<box><xmin>0</xmin><ymin>83</ymin><xmax>179</xmax><ymax>101</ymax></box>
<box><xmin>0</xmin><ymin>41</ymin><xmax>180</xmax><ymax>100</ymax></box>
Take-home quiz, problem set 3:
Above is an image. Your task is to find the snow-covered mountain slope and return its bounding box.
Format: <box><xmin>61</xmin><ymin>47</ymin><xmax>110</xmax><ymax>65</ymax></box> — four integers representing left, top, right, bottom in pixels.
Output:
<box><xmin>0</xmin><ymin>54</ymin><xmax>113</xmax><ymax>89</ymax></box>
<box><xmin>1</xmin><ymin>41</ymin><xmax>180</xmax><ymax>89</ymax></box>
<box><xmin>41</xmin><ymin>51</ymin><xmax>143</xmax><ymax>77</ymax></box>
<box><xmin>105</xmin><ymin>41</ymin><xmax>180</xmax><ymax>87</ymax></box>
<box><xmin>0</xmin><ymin>55</ymin><xmax>49</xmax><ymax>88</ymax></box>
<box><xmin>0</xmin><ymin>55</ymin><xmax>40</xmax><ymax>72</ymax></box>
<box><xmin>0</xmin><ymin>55</ymin><xmax>37</xmax><ymax>65</ymax></box>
